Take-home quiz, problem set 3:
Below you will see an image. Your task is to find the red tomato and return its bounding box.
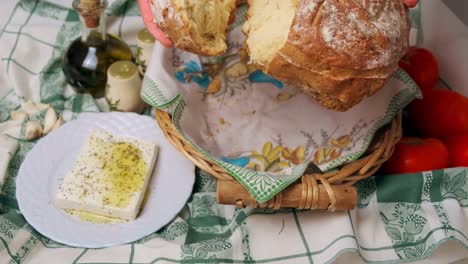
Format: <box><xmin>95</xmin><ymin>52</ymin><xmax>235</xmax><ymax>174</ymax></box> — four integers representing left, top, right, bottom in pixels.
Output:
<box><xmin>408</xmin><ymin>89</ymin><xmax>468</xmax><ymax>138</ymax></box>
<box><xmin>383</xmin><ymin>137</ymin><xmax>449</xmax><ymax>174</ymax></box>
<box><xmin>399</xmin><ymin>47</ymin><xmax>439</xmax><ymax>94</ymax></box>
<box><xmin>403</xmin><ymin>0</ymin><xmax>418</xmax><ymax>8</ymax></box>
<box><xmin>445</xmin><ymin>133</ymin><xmax>468</xmax><ymax>167</ymax></box>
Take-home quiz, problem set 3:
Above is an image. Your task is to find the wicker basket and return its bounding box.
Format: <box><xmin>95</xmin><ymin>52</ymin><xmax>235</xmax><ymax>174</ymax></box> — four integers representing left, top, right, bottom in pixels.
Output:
<box><xmin>155</xmin><ymin>110</ymin><xmax>402</xmax><ymax>211</ymax></box>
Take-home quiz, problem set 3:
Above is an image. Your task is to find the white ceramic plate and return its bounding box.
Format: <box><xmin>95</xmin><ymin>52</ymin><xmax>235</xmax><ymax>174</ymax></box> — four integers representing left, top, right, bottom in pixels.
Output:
<box><xmin>16</xmin><ymin>112</ymin><xmax>195</xmax><ymax>248</ymax></box>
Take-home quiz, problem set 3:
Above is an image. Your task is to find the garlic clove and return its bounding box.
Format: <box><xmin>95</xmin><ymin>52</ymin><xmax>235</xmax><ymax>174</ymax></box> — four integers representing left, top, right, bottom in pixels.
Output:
<box><xmin>21</xmin><ymin>100</ymin><xmax>50</xmax><ymax>114</ymax></box>
<box><xmin>24</xmin><ymin>121</ymin><xmax>43</xmax><ymax>140</ymax></box>
<box><xmin>10</xmin><ymin>111</ymin><xmax>28</xmax><ymax>122</ymax></box>
<box><xmin>42</xmin><ymin>107</ymin><xmax>58</xmax><ymax>135</ymax></box>
<box><xmin>51</xmin><ymin>116</ymin><xmax>64</xmax><ymax>131</ymax></box>
<box><xmin>36</xmin><ymin>102</ymin><xmax>51</xmax><ymax>111</ymax></box>
<box><xmin>22</xmin><ymin>100</ymin><xmax>41</xmax><ymax>115</ymax></box>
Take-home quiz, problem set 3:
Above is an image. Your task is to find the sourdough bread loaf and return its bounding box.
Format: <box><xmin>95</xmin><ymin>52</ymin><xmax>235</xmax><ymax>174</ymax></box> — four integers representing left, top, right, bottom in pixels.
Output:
<box><xmin>151</xmin><ymin>0</ymin><xmax>411</xmax><ymax>111</ymax></box>
<box><xmin>243</xmin><ymin>0</ymin><xmax>411</xmax><ymax>111</ymax></box>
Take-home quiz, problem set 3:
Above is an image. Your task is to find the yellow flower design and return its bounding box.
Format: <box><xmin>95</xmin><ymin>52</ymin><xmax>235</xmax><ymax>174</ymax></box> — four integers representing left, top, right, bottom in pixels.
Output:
<box><xmin>331</xmin><ymin>135</ymin><xmax>351</xmax><ymax>148</ymax></box>
<box><xmin>282</xmin><ymin>146</ymin><xmax>305</xmax><ymax>165</ymax></box>
<box><xmin>206</xmin><ymin>78</ymin><xmax>222</xmax><ymax>94</ymax></box>
<box><xmin>247</xmin><ymin>141</ymin><xmax>297</xmax><ymax>172</ymax></box>
<box><xmin>276</xmin><ymin>92</ymin><xmax>294</xmax><ymax>102</ymax></box>
<box><xmin>224</xmin><ymin>62</ymin><xmax>249</xmax><ymax>77</ymax></box>
<box><xmin>313</xmin><ymin>134</ymin><xmax>351</xmax><ymax>165</ymax></box>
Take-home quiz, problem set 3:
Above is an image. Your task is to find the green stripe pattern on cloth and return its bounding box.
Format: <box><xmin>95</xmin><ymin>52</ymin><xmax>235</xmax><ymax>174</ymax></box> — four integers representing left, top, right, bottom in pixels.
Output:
<box><xmin>0</xmin><ymin>1</ymin><xmax>467</xmax><ymax>264</ymax></box>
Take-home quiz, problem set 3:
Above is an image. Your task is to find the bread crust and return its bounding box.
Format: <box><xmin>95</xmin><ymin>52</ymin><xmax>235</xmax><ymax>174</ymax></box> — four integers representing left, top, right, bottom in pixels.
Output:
<box><xmin>151</xmin><ymin>0</ymin><xmax>237</xmax><ymax>57</ymax></box>
<box><xmin>152</xmin><ymin>0</ymin><xmax>411</xmax><ymax>111</ymax></box>
<box><xmin>245</xmin><ymin>0</ymin><xmax>411</xmax><ymax>111</ymax></box>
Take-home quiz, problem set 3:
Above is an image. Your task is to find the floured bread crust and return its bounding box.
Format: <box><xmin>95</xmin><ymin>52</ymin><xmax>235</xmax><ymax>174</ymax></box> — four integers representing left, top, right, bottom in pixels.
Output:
<box><xmin>151</xmin><ymin>0</ymin><xmax>411</xmax><ymax>111</ymax></box>
<box><xmin>244</xmin><ymin>0</ymin><xmax>411</xmax><ymax>111</ymax></box>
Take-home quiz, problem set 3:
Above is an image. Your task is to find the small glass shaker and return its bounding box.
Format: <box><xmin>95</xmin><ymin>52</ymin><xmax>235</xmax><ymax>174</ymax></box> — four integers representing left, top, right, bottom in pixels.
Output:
<box><xmin>136</xmin><ymin>28</ymin><xmax>155</xmax><ymax>75</ymax></box>
<box><xmin>105</xmin><ymin>61</ymin><xmax>146</xmax><ymax>113</ymax></box>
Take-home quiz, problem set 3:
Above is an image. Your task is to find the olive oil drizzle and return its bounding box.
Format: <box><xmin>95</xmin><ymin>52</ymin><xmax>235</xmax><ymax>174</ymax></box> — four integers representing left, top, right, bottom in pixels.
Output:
<box><xmin>76</xmin><ymin>137</ymin><xmax>148</xmax><ymax>208</ymax></box>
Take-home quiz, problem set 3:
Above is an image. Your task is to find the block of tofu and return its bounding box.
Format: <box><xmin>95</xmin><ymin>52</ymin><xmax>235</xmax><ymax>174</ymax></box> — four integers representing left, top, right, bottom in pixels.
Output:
<box><xmin>55</xmin><ymin>130</ymin><xmax>158</xmax><ymax>221</ymax></box>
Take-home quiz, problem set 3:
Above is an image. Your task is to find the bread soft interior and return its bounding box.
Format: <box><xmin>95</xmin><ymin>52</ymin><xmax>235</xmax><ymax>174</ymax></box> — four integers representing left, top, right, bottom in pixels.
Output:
<box><xmin>243</xmin><ymin>0</ymin><xmax>298</xmax><ymax>66</ymax></box>
<box><xmin>176</xmin><ymin>0</ymin><xmax>235</xmax><ymax>54</ymax></box>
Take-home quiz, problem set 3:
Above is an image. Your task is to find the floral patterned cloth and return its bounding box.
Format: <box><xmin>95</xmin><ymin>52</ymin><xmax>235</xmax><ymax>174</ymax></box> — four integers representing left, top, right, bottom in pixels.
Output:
<box><xmin>0</xmin><ymin>1</ymin><xmax>467</xmax><ymax>264</ymax></box>
<box><xmin>141</xmin><ymin>5</ymin><xmax>420</xmax><ymax>203</ymax></box>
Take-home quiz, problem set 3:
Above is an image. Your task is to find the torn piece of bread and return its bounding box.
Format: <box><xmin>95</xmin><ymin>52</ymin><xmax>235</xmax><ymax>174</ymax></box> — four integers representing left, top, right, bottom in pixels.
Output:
<box><xmin>151</xmin><ymin>0</ymin><xmax>237</xmax><ymax>56</ymax></box>
<box><xmin>243</xmin><ymin>0</ymin><xmax>411</xmax><ymax>111</ymax></box>
<box><xmin>150</xmin><ymin>0</ymin><xmax>410</xmax><ymax>111</ymax></box>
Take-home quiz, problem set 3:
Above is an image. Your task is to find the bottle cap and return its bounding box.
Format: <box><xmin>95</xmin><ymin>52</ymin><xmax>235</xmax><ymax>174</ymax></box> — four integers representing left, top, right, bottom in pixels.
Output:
<box><xmin>108</xmin><ymin>61</ymin><xmax>138</xmax><ymax>80</ymax></box>
<box><xmin>136</xmin><ymin>29</ymin><xmax>155</xmax><ymax>75</ymax></box>
<box><xmin>137</xmin><ymin>29</ymin><xmax>155</xmax><ymax>44</ymax></box>
<box><xmin>106</xmin><ymin>61</ymin><xmax>145</xmax><ymax>113</ymax></box>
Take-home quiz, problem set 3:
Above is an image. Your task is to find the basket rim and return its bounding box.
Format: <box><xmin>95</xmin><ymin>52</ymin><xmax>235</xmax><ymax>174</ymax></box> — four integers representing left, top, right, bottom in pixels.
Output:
<box><xmin>155</xmin><ymin>109</ymin><xmax>402</xmax><ymax>186</ymax></box>
<box><xmin>155</xmin><ymin>109</ymin><xmax>402</xmax><ymax>210</ymax></box>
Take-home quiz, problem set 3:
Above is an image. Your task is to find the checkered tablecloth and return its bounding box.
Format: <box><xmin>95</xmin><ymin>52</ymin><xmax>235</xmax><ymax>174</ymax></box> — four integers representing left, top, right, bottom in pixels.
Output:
<box><xmin>0</xmin><ymin>1</ymin><xmax>467</xmax><ymax>263</ymax></box>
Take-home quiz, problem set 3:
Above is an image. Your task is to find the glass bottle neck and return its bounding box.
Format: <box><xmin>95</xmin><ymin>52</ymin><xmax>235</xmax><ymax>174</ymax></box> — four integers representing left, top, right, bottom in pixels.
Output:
<box><xmin>74</xmin><ymin>0</ymin><xmax>108</xmax><ymax>44</ymax></box>
<box><xmin>81</xmin><ymin>18</ymin><xmax>107</xmax><ymax>44</ymax></box>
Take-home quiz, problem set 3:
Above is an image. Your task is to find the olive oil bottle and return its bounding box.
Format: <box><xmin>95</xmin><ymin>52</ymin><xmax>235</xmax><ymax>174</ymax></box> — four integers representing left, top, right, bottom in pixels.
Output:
<box><xmin>62</xmin><ymin>0</ymin><xmax>133</xmax><ymax>98</ymax></box>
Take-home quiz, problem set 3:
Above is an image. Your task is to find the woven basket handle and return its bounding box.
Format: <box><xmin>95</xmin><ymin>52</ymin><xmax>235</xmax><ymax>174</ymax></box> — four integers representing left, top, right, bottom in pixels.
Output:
<box><xmin>217</xmin><ymin>114</ymin><xmax>403</xmax><ymax>211</ymax></box>
<box><xmin>217</xmin><ymin>176</ymin><xmax>357</xmax><ymax>211</ymax></box>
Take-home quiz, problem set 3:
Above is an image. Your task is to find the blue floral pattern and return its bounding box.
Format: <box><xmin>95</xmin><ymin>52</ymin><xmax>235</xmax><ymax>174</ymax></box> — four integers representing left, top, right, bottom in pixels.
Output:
<box><xmin>175</xmin><ymin>61</ymin><xmax>211</xmax><ymax>89</ymax></box>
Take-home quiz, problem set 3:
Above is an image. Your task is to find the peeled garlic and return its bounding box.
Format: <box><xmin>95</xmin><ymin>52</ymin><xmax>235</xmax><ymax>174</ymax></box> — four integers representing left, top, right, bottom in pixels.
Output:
<box><xmin>52</xmin><ymin>116</ymin><xmax>64</xmax><ymax>131</ymax></box>
<box><xmin>21</xmin><ymin>100</ymin><xmax>50</xmax><ymax>114</ymax></box>
<box><xmin>22</xmin><ymin>101</ymin><xmax>41</xmax><ymax>115</ymax></box>
<box><xmin>10</xmin><ymin>111</ymin><xmax>27</xmax><ymax>122</ymax></box>
<box><xmin>36</xmin><ymin>102</ymin><xmax>51</xmax><ymax>111</ymax></box>
<box><xmin>24</xmin><ymin>121</ymin><xmax>43</xmax><ymax>140</ymax></box>
<box><xmin>42</xmin><ymin>107</ymin><xmax>58</xmax><ymax>135</ymax></box>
